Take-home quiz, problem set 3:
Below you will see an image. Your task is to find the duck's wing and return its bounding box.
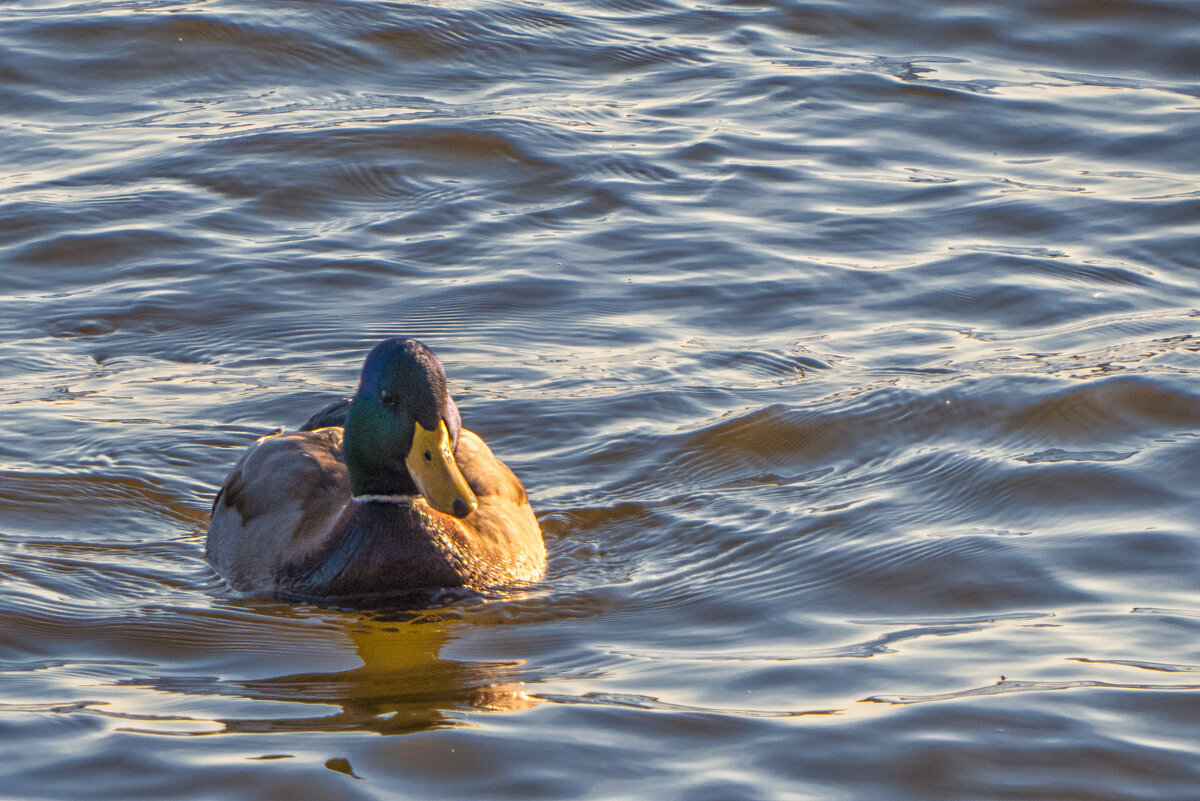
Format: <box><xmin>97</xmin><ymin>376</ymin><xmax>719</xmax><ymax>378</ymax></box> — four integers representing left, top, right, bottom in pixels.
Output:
<box><xmin>299</xmin><ymin>398</ymin><xmax>351</xmax><ymax>431</ymax></box>
<box><xmin>206</xmin><ymin>427</ymin><xmax>351</xmax><ymax>594</ymax></box>
<box><xmin>451</xmin><ymin>429</ymin><xmax>546</xmax><ymax>584</ymax></box>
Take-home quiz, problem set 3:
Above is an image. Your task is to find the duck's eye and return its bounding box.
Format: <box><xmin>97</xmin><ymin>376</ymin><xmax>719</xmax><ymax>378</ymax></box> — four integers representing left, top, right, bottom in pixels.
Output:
<box><xmin>379</xmin><ymin>390</ymin><xmax>392</xmax><ymax>406</ymax></box>
<box><xmin>423</xmin><ymin>449</ymin><xmax>432</xmax><ymax>462</ymax></box>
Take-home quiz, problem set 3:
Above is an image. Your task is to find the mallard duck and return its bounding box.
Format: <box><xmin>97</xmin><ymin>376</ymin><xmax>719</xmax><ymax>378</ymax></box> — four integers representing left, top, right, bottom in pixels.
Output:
<box><xmin>206</xmin><ymin>338</ymin><xmax>545</xmax><ymax>604</ymax></box>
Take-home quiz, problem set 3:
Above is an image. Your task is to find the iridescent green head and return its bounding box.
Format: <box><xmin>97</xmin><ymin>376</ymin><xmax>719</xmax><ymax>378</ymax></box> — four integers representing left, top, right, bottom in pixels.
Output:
<box><xmin>343</xmin><ymin>338</ymin><xmax>476</xmax><ymax>518</ymax></box>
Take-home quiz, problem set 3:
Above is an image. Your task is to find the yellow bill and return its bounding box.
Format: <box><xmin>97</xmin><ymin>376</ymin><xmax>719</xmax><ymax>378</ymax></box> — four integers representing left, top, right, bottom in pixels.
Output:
<box><xmin>406</xmin><ymin>419</ymin><xmax>478</xmax><ymax>519</ymax></box>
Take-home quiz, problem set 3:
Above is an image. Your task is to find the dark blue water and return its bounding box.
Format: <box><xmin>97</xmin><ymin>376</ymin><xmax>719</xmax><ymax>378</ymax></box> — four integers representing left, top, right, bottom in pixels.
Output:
<box><xmin>2</xmin><ymin>1</ymin><xmax>1199</xmax><ymax>798</ymax></box>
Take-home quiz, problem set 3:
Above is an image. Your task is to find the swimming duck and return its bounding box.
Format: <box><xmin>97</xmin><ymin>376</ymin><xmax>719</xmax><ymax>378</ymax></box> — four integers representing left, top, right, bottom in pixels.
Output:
<box><xmin>206</xmin><ymin>338</ymin><xmax>545</xmax><ymax>604</ymax></box>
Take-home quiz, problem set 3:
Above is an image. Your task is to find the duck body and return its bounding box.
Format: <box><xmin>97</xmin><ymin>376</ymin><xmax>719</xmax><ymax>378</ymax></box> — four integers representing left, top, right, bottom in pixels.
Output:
<box><xmin>206</xmin><ymin>339</ymin><xmax>545</xmax><ymax>605</ymax></box>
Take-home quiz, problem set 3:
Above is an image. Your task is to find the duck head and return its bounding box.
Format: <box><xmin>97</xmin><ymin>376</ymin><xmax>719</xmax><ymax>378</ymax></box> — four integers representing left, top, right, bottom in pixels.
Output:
<box><xmin>343</xmin><ymin>338</ymin><xmax>478</xmax><ymax>519</ymax></box>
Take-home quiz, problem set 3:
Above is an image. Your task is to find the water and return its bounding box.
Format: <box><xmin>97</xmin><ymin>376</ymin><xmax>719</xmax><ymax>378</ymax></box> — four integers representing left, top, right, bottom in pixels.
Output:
<box><xmin>2</xmin><ymin>0</ymin><xmax>1199</xmax><ymax>798</ymax></box>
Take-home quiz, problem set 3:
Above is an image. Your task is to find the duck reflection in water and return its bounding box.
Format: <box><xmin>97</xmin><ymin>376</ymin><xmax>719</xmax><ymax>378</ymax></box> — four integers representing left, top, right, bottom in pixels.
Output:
<box><xmin>215</xmin><ymin>611</ymin><xmax>536</xmax><ymax>736</ymax></box>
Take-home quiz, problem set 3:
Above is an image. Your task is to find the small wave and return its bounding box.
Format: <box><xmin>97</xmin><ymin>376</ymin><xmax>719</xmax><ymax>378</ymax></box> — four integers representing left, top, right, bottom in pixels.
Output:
<box><xmin>867</xmin><ymin>675</ymin><xmax>1200</xmax><ymax>705</ymax></box>
<box><xmin>1006</xmin><ymin>375</ymin><xmax>1200</xmax><ymax>440</ymax></box>
<box><xmin>537</xmin><ymin>690</ymin><xmax>834</xmax><ymax>718</ymax></box>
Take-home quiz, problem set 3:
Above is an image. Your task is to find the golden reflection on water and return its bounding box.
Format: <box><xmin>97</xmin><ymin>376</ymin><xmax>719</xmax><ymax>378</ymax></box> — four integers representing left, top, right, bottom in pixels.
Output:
<box><xmin>215</xmin><ymin>613</ymin><xmax>536</xmax><ymax>737</ymax></box>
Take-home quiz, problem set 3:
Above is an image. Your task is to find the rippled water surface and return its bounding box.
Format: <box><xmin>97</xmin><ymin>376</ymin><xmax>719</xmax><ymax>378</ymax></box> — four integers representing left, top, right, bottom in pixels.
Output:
<box><xmin>3</xmin><ymin>0</ymin><xmax>1200</xmax><ymax>798</ymax></box>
